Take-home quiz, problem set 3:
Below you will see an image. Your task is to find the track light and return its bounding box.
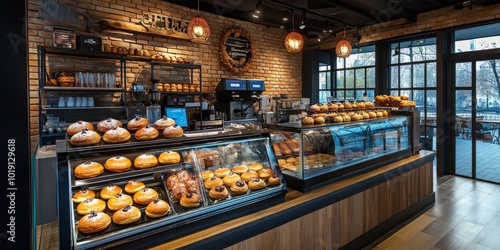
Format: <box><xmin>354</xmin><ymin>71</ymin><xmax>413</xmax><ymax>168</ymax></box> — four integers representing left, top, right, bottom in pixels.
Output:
<box><xmin>282</xmin><ymin>10</ymin><xmax>291</xmax><ymax>22</ymax></box>
<box><xmin>299</xmin><ymin>11</ymin><xmax>307</xmax><ymax>30</ymax></box>
<box><xmin>327</xmin><ymin>22</ymin><xmax>333</xmax><ymax>33</ymax></box>
<box><xmin>317</xmin><ymin>37</ymin><xmax>322</xmax><ymax>42</ymax></box>
<box><xmin>253</xmin><ymin>0</ymin><xmax>262</xmax><ymax>18</ymax></box>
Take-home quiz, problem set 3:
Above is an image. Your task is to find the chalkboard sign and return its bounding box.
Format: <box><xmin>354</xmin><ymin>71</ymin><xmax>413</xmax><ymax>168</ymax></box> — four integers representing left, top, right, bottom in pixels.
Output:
<box><xmin>220</xmin><ymin>27</ymin><xmax>255</xmax><ymax>75</ymax></box>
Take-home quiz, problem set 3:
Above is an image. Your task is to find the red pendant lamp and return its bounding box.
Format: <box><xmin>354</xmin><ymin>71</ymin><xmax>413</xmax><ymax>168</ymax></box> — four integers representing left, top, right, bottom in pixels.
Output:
<box><xmin>187</xmin><ymin>0</ymin><xmax>210</xmax><ymax>43</ymax></box>
<box><xmin>335</xmin><ymin>27</ymin><xmax>352</xmax><ymax>58</ymax></box>
<box><xmin>284</xmin><ymin>10</ymin><xmax>304</xmax><ymax>53</ymax></box>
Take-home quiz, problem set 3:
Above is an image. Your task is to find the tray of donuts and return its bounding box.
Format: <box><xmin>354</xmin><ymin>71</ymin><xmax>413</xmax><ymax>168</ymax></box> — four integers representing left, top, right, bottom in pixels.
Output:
<box><xmin>71</xmin><ymin>175</ymin><xmax>174</xmax><ymax>241</ymax></box>
<box><xmin>65</xmin><ymin>115</ymin><xmax>185</xmax><ymax>147</ymax></box>
<box><xmin>71</xmin><ymin>150</ymin><xmax>185</xmax><ymax>186</ymax></box>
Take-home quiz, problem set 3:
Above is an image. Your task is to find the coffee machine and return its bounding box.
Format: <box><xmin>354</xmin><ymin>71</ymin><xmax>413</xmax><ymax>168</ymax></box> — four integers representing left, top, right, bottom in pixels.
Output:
<box><xmin>215</xmin><ymin>78</ymin><xmax>265</xmax><ymax>121</ymax></box>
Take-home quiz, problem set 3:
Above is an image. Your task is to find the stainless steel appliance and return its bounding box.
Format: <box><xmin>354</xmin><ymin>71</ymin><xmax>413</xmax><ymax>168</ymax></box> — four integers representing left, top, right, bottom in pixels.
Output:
<box><xmin>215</xmin><ymin>78</ymin><xmax>265</xmax><ymax>121</ymax></box>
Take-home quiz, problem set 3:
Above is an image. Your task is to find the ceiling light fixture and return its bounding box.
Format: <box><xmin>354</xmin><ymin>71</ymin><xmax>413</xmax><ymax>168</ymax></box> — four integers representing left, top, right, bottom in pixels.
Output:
<box><xmin>187</xmin><ymin>0</ymin><xmax>210</xmax><ymax>43</ymax></box>
<box><xmin>284</xmin><ymin>10</ymin><xmax>304</xmax><ymax>53</ymax></box>
<box><xmin>335</xmin><ymin>26</ymin><xmax>352</xmax><ymax>58</ymax></box>
<box><xmin>282</xmin><ymin>9</ymin><xmax>291</xmax><ymax>21</ymax></box>
<box><xmin>299</xmin><ymin>10</ymin><xmax>307</xmax><ymax>30</ymax></box>
<box><xmin>253</xmin><ymin>0</ymin><xmax>262</xmax><ymax>18</ymax></box>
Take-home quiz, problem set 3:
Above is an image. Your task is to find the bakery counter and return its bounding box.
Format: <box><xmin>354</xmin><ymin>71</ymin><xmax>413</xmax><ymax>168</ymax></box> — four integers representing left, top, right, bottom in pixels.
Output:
<box><xmin>141</xmin><ymin>150</ymin><xmax>435</xmax><ymax>250</ymax></box>
<box><xmin>264</xmin><ymin>115</ymin><xmax>412</xmax><ymax>192</ymax></box>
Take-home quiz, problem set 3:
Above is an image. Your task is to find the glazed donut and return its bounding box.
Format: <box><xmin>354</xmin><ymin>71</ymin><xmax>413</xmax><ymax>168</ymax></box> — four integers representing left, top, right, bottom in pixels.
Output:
<box><xmin>258</xmin><ymin>167</ymin><xmax>274</xmax><ymax>180</ymax></box>
<box><xmin>74</xmin><ymin>161</ymin><xmax>104</xmax><ymax>179</ymax></box>
<box><xmin>103</xmin><ymin>126</ymin><xmax>131</xmax><ymax>143</ymax></box>
<box><xmin>158</xmin><ymin>151</ymin><xmax>181</xmax><ymax>164</ymax></box>
<box><xmin>104</xmin><ymin>156</ymin><xmax>131</xmax><ymax>172</ymax></box>
<box><xmin>99</xmin><ymin>184</ymin><xmax>122</xmax><ymax>200</ymax></box>
<box><xmin>209</xmin><ymin>186</ymin><xmax>229</xmax><ymax>200</ymax></box>
<box><xmin>127</xmin><ymin>115</ymin><xmax>149</xmax><ymax>131</ymax></box>
<box><xmin>231</xmin><ymin>165</ymin><xmax>248</xmax><ymax>175</ymax></box>
<box><xmin>145</xmin><ymin>198</ymin><xmax>170</xmax><ymax>218</ymax></box>
<box><xmin>214</xmin><ymin>167</ymin><xmax>231</xmax><ymax>178</ymax></box>
<box><xmin>72</xmin><ymin>188</ymin><xmax>95</xmax><ymax>203</ymax></box>
<box><xmin>204</xmin><ymin>176</ymin><xmax>223</xmax><ymax>190</ymax></box>
<box><xmin>248</xmin><ymin>162</ymin><xmax>264</xmax><ymax>172</ymax></box>
<box><xmin>133</xmin><ymin>188</ymin><xmax>159</xmax><ymax>205</ymax></box>
<box><xmin>97</xmin><ymin>118</ymin><xmax>123</xmax><ymax>133</ymax></box>
<box><xmin>135</xmin><ymin>125</ymin><xmax>159</xmax><ymax>141</ymax></box>
<box><xmin>241</xmin><ymin>170</ymin><xmax>259</xmax><ymax>183</ymax></box>
<box><xmin>268</xmin><ymin>175</ymin><xmax>281</xmax><ymax>186</ymax></box>
<box><xmin>179</xmin><ymin>192</ymin><xmax>202</xmax><ymax>208</ymax></box>
<box><xmin>107</xmin><ymin>193</ymin><xmax>133</xmax><ymax>211</ymax></box>
<box><xmin>153</xmin><ymin>116</ymin><xmax>176</xmax><ymax>130</ymax></box>
<box><xmin>76</xmin><ymin>198</ymin><xmax>106</xmax><ymax>215</ymax></box>
<box><xmin>112</xmin><ymin>205</ymin><xmax>141</xmax><ymax>225</ymax></box>
<box><xmin>124</xmin><ymin>180</ymin><xmax>146</xmax><ymax>194</ymax></box>
<box><xmin>77</xmin><ymin>211</ymin><xmax>111</xmax><ymax>234</ymax></box>
<box><xmin>248</xmin><ymin>178</ymin><xmax>266</xmax><ymax>190</ymax></box>
<box><xmin>223</xmin><ymin>172</ymin><xmax>241</xmax><ymax>187</ymax></box>
<box><xmin>162</xmin><ymin>125</ymin><xmax>184</xmax><ymax>138</ymax></box>
<box><xmin>230</xmin><ymin>180</ymin><xmax>248</xmax><ymax>195</ymax></box>
<box><xmin>133</xmin><ymin>153</ymin><xmax>158</xmax><ymax>169</ymax></box>
<box><xmin>70</xmin><ymin>129</ymin><xmax>101</xmax><ymax>146</ymax></box>
<box><xmin>67</xmin><ymin>120</ymin><xmax>94</xmax><ymax>136</ymax></box>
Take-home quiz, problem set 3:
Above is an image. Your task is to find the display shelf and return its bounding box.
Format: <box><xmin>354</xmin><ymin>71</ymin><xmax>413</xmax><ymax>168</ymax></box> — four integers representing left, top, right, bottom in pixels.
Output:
<box><xmin>42</xmin><ymin>106</ymin><xmax>126</xmax><ymax>110</ymax></box>
<box><xmin>43</xmin><ymin>86</ymin><xmax>124</xmax><ymax>92</ymax></box>
<box><xmin>41</xmin><ymin>46</ymin><xmax>122</xmax><ymax>60</ymax></box>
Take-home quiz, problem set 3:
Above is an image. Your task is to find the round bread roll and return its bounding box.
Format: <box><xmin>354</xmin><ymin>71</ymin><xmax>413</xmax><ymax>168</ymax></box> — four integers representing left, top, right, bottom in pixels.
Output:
<box><xmin>314</xmin><ymin>116</ymin><xmax>325</xmax><ymax>124</ymax></box>
<box><xmin>104</xmin><ymin>156</ymin><xmax>131</xmax><ymax>172</ymax></box>
<box><xmin>337</xmin><ymin>102</ymin><xmax>344</xmax><ymax>110</ymax></box>
<box><xmin>112</xmin><ymin>205</ymin><xmax>141</xmax><ymax>225</ymax></box>
<box><xmin>328</xmin><ymin>103</ymin><xmax>338</xmax><ymax>111</ymax></box>
<box><xmin>241</xmin><ymin>170</ymin><xmax>259</xmax><ymax>183</ymax></box>
<box><xmin>201</xmin><ymin>169</ymin><xmax>214</xmax><ymax>180</ymax></box>
<box><xmin>133</xmin><ymin>188</ymin><xmax>159</xmax><ymax>205</ymax></box>
<box><xmin>74</xmin><ymin>161</ymin><xmax>104</xmax><ymax>179</ymax></box>
<box><xmin>204</xmin><ymin>176</ymin><xmax>223</xmax><ymax>190</ymax></box>
<box><xmin>127</xmin><ymin>116</ymin><xmax>149</xmax><ymax>131</ymax></box>
<box><xmin>249</xmin><ymin>162</ymin><xmax>264</xmax><ymax>172</ymax></box>
<box><xmin>319</xmin><ymin>104</ymin><xmax>328</xmax><ymax>112</ymax></box>
<box><xmin>334</xmin><ymin>115</ymin><xmax>343</xmax><ymax>123</ymax></box>
<box><xmin>145</xmin><ymin>198</ymin><xmax>170</xmax><ymax>218</ymax></box>
<box><xmin>351</xmin><ymin>113</ymin><xmax>361</xmax><ymax>121</ymax></box>
<box><xmin>72</xmin><ymin>189</ymin><xmax>96</xmax><ymax>203</ymax></box>
<box><xmin>369</xmin><ymin>111</ymin><xmax>377</xmax><ymax>118</ymax></box>
<box><xmin>258</xmin><ymin>167</ymin><xmax>274</xmax><ymax>180</ymax></box>
<box><xmin>302</xmin><ymin>117</ymin><xmax>314</xmax><ymax>125</ymax></box>
<box><xmin>268</xmin><ymin>175</ymin><xmax>281</xmax><ymax>186</ymax></box>
<box><xmin>309</xmin><ymin>104</ymin><xmax>320</xmax><ymax>112</ymax></box>
<box><xmin>362</xmin><ymin>112</ymin><xmax>370</xmax><ymax>119</ymax></box>
<box><xmin>67</xmin><ymin>121</ymin><xmax>94</xmax><ymax>136</ymax></box>
<box><xmin>376</xmin><ymin>111</ymin><xmax>384</xmax><ymax>117</ymax></box>
<box><xmin>100</xmin><ymin>184</ymin><xmax>122</xmax><ymax>200</ymax></box>
<box><xmin>135</xmin><ymin>125</ymin><xmax>159</xmax><ymax>141</ymax></box>
<box><xmin>209</xmin><ymin>186</ymin><xmax>229</xmax><ymax>200</ymax></box>
<box><xmin>231</xmin><ymin>165</ymin><xmax>248</xmax><ymax>175</ymax></box>
<box><xmin>77</xmin><ymin>211</ymin><xmax>111</xmax><ymax>234</ymax></box>
<box><xmin>162</xmin><ymin>125</ymin><xmax>184</xmax><ymax>138</ymax></box>
<box><xmin>97</xmin><ymin>118</ymin><xmax>123</xmax><ymax>133</ymax></box>
<box><xmin>77</xmin><ymin>198</ymin><xmax>106</xmax><ymax>215</ymax></box>
<box><xmin>344</xmin><ymin>102</ymin><xmax>353</xmax><ymax>109</ymax></box>
<box><xmin>248</xmin><ymin>178</ymin><xmax>266</xmax><ymax>190</ymax></box>
<box><xmin>103</xmin><ymin>126</ymin><xmax>131</xmax><ymax>143</ymax></box>
<box><xmin>158</xmin><ymin>151</ymin><xmax>181</xmax><ymax>164</ymax></box>
<box><xmin>180</xmin><ymin>192</ymin><xmax>202</xmax><ymax>208</ymax></box>
<box><xmin>70</xmin><ymin>129</ymin><xmax>101</xmax><ymax>146</ymax></box>
<box><xmin>357</xmin><ymin>102</ymin><xmax>365</xmax><ymax>109</ymax></box>
<box><xmin>124</xmin><ymin>180</ymin><xmax>146</xmax><ymax>194</ymax></box>
<box><xmin>382</xmin><ymin>110</ymin><xmax>389</xmax><ymax>117</ymax></box>
<box><xmin>342</xmin><ymin>115</ymin><xmax>351</xmax><ymax>122</ymax></box>
<box><xmin>107</xmin><ymin>193</ymin><xmax>133</xmax><ymax>211</ymax></box>
<box><xmin>223</xmin><ymin>172</ymin><xmax>241</xmax><ymax>187</ymax></box>
<box><xmin>153</xmin><ymin>116</ymin><xmax>176</xmax><ymax>130</ymax></box>
<box><xmin>133</xmin><ymin>153</ymin><xmax>158</xmax><ymax>169</ymax></box>
<box><xmin>214</xmin><ymin>167</ymin><xmax>231</xmax><ymax>178</ymax></box>
<box><xmin>230</xmin><ymin>180</ymin><xmax>248</xmax><ymax>195</ymax></box>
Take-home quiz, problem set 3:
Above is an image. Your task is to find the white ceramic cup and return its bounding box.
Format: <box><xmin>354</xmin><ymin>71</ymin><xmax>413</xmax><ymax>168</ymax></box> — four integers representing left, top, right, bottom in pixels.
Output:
<box><xmin>75</xmin><ymin>97</ymin><xmax>82</xmax><ymax>107</ymax></box>
<box><xmin>58</xmin><ymin>96</ymin><xmax>66</xmax><ymax>107</ymax></box>
<box><xmin>66</xmin><ymin>96</ymin><xmax>75</xmax><ymax>107</ymax></box>
<box><xmin>81</xmin><ymin>96</ymin><xmax>88</xmax><ymax>107</ymax></box>
<box><xmin>87</xmin><ymin>96</ymin><xmax>94</xmax><ymax>107</ymax></box>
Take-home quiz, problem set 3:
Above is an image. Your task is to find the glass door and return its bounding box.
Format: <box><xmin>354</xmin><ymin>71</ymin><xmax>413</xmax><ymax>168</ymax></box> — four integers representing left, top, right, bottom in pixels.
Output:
<box><xmin>454</xmin><ymin>60</ymin><xmax>500</xmax><ymax>183</ymax></box>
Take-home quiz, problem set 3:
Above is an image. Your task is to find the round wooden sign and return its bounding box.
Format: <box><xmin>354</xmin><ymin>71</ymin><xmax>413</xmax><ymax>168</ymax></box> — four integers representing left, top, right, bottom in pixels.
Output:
<box><xmin>220</xmin><ymin>27</ymin><xmax>254</xmax><ymax>75</ymax></box>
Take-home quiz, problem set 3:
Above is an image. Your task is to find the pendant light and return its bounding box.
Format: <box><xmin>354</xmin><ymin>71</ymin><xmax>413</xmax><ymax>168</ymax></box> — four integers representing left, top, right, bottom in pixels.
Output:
<box><xmin>187</xmin><ymin>0</ymin><xmax>210</xmax><ymax>43</ymax></box>
<box><xmin>335</xmin><ymin>26</ymin><xmax>352</xmax><ymax>58</ymax></box>
<box><xmin>284</xmin><ymin>10</ymin><xmax>304</xmax><ymax>53</ymax></box>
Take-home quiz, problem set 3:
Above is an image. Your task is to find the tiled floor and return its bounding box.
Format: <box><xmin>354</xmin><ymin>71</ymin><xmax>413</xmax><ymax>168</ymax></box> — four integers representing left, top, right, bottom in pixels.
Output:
<box><xmin>455</xmin><ymin>137</ymin><xmax>500</xmax><ymax>183</ymax></box>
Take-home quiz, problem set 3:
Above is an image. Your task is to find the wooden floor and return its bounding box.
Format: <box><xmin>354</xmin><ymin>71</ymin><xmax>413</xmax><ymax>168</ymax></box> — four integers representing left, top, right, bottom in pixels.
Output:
<box><xmin>36</xmin><ymin>175</ymin><xmax>500</xmax><ymax>250</ymax></box>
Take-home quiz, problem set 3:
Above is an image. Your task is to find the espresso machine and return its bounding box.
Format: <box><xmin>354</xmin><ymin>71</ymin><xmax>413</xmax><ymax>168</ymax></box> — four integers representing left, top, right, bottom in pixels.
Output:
<box><xmin>215</xmin><ymin>78</ymin><xmax>265</xmax><ymax>121</ymax></box>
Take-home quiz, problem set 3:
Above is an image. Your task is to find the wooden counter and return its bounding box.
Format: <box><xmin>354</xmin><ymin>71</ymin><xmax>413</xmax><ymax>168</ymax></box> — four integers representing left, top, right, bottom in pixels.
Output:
<box><xmin>147</xmin><ymin>150</ymin><xmax>435</xmax><ymax>250</ymax></box>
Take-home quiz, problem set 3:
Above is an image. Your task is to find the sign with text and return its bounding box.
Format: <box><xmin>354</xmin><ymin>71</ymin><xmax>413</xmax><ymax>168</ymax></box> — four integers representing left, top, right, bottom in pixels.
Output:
<box><xmin>220</xmin><ymin>27</ymin><xmax>255</xmax><ymax>75</ymax></box>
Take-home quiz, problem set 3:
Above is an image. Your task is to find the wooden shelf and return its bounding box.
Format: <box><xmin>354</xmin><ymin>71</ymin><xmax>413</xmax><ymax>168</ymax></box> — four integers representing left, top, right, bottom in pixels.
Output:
<box><xmin>43</xmin><ymin>86</ymin><xmax>124</xmax><ymax>92</ymax></box>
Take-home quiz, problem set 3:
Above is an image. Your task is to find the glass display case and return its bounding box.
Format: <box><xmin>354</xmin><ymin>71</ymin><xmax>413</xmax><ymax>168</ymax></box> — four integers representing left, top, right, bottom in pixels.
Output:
<box><xmin>264</xmin><ymin>116</ymin><xmax>411</xmax><ymax>192</ymax></box>
<box><xmin>55</xmin><ymin>130</ymin><xmax>286</xmax><ymax>249</ymax></box>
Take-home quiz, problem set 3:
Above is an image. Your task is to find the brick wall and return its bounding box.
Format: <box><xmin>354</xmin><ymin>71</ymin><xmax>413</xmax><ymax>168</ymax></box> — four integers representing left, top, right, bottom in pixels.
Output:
<box><xmin>27</xmin><ymin>0</ymin><xmax>302</xmax><ymax>151</ymax></box>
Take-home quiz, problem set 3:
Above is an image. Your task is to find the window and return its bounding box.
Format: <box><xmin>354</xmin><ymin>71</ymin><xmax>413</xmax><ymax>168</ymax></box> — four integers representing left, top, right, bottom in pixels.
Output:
<box><xmin>318</xmin><ymin>64</ymin><xmax>331</xmax><ymax>103</ymax></box>
<box><xmin>389</xmin><ymin>37</ymin><xmax>437</xmax><ymax>149</ymax></box>
<box><xmin>454</xmin><ymin>22</ymin><xmax>500</xmax><ymax>53</ymax></box>
<box><xmin>334</xmin><ymin>45</ymin><xmax>376</xmax><ymax>100</ymax></box>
